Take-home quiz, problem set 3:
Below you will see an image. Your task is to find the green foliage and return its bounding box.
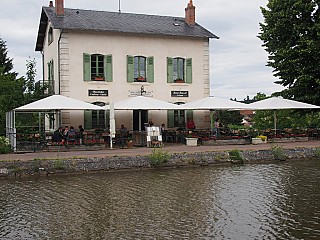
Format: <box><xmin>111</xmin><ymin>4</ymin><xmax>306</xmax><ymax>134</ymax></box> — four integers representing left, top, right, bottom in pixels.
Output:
<box><xmin>259</xmin><ymin>1</ymin><xmax>320</xmax><ymax>105</ymax></box>
<box><xmin>212</xmin><ymin>109</ymin><xmax>244</xmax><ymax>127</ymax></box>
<box><xmin>229</xmin><ymin>149</ymin><xmax>244</xmax><ymax>163</ymax></box>
<box><xmin>314</xmin><ymin>148</ymin><xmax>320</xmax><ymax>158</ymax></box>
<box><xmin>271</xmin><ymin>144</ymin><xmax>286</xmax><ymax>160</ymax></box>
<box><xmin>53</xmin><ymin>159</ymin><xmax>66</xmax><ymax>170</ymax></box>
<box><xmin>0</xmin><ymin>136</ymin><xmax>11</xmax><ymax>154</ymax></box>
<box><xmin>149</xmin><ymin>148</ymin><xmax>171</xmax><ymax>167</ymax></box>
<box><xmin>0</xmin><ymin>38</ymin><xmax>14</xmax><ymax>75</ymax></box>
<box><xmin>250</xmin><ymin>93</ymin><xmax>320</xmax><ymax>129</ymax></box>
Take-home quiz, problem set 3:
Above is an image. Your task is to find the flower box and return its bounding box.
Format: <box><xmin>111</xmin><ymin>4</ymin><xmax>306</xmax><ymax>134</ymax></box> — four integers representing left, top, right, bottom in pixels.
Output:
<box><xmin>137</xmin><ymin>76</ymin><xmax>146</xmax><ymax>81</ymax></box>
<box><xmin>94</xmin><ymin>76</ymin><xmax>105</xmax><ymax>81</ymax></box>
<box><xmin>252</xmin><ymin>137</ymin><xmax>266</xmax><ymax>144</ymax></box>
<box><xmin>185</xmin><ymin>137</ymin><xmax>198</xmax><ymax>146</ymax></box>
<box><xmin>174</xmin><ymin>79</ymin><xmax>185</xmax><ymax>83</ymax></box>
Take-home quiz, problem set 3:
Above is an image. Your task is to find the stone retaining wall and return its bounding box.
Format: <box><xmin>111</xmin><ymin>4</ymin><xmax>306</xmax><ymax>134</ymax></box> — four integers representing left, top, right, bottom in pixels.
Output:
<box><xmin>0</xmin><ymin>147</ymin><xmax>319</xmax><ymax>178</ymax></box>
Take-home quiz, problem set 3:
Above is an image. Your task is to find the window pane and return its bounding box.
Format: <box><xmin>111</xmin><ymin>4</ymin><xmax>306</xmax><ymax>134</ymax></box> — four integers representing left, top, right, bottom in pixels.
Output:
<box><xmin>91</xmin><ymin>54</ymin><xmax>105</xmax><ymax>80</ymax></box>
<box><xmin>173</xmin><ymin>58</ymin><xmax>184</xmax><ymax>80</ymax></box>
<box><xmin>134</xmin><ymin>56</ymin><xmax>146</xmax><ymax>80</ymax></box>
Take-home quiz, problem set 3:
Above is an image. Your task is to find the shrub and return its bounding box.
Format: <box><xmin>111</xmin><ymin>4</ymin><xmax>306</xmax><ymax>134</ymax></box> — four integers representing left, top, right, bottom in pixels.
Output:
<box><xmin>314</xmin><ymin>148</ymin><xmax>320</xmax><ymax>158</ymax></box>
<box><xmin>149</xmin><ymin>148</ymin><xmax>171</xmax><ymax>167</ymax></box>
<box><xmin>229</xmin><ymin>149</ymin><xmax>244</xmax><ymax>163</ymax></box>
<box><xmin>271</xmin><ymin>144</ymin><xmax>285</xmax><ymax>160</ymax></box>
<box><xmin>0</xmin><ymin>136</ymin><xmax>12</xmax><ymax>154</ymax></box>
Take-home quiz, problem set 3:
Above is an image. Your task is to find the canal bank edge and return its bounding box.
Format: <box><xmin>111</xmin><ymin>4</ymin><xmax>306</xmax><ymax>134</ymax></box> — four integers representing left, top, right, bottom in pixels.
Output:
<box><xmin>0</xmin><ymin>147</ymin><xmax>319</xmax><ymax>178</ymax></box>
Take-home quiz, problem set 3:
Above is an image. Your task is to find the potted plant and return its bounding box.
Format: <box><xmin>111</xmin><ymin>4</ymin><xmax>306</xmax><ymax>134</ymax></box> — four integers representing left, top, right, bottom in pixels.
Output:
<box><xmin>174</xmin><ymin>78</ymin><xmax>184</xmax><ymax>83</ymax></box>
<box><xmin>94</xmin><ymin>75</ymin><xmax>104</xmax><ymax>81</ymax></box>
<box><xmin>137</xmin><ymin>76</ymin><xmax>145</xmax><ymax>81</ymax></box>
<box><xmin>185</xmin><ymin>133</ymin><xmax>198</xmax><ymax>146</ymax></box>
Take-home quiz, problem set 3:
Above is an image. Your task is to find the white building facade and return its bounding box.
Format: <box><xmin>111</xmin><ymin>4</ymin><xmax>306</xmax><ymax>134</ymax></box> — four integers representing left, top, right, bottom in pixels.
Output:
<box><xmin>36</xmin><ymin>0</ymin><xmax>218</xmax><ymax>131</ymax></box>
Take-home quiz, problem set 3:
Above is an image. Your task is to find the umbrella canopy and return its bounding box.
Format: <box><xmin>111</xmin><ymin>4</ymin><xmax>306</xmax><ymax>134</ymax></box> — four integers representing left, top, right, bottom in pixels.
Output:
<box><xmin>113</xmin><ymin>96</ymin><xmax>179</xmax><ymax>110</ymax></box>
<box><xmin>247</xmin><ymin>97</ymin><xmax>320</xmax><ymax>135</ymax></box>
<box><xmin>15</xmin><ymin>95</ymin><xmax>104</xmax><ymax>111</ymax></box>
<box><xmin>181</xmin><ymin>96</ymin><xmax>249</xmax><ymax>110</ymax></box>
<box><xmin>247</xmin><ymin>97</ymin><xmax>320</xmax><ymax>110</ymax></box>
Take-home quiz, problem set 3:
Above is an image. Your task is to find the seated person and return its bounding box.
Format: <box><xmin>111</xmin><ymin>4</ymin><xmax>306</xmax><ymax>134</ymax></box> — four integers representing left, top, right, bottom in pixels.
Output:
<box><xmin>67</xmin><ymin>126</ymin><xmax>77</xmax><ymax>144</ymax></box>
<box><xmin>186</xmin><ymin>118</ymin><xmax>196</xmax><ymax>130</ymax></box>
<box><xmin>52</xmin><ymin>126</ymin><xmax>64</xmax><ymax>143</ymax></box>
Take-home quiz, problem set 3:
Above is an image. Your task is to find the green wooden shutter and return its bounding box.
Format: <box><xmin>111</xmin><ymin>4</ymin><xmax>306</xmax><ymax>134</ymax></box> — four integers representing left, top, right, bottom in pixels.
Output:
<box><xmin>147</xmin><ymin>56</ymin><xmax>154</xmax><ymax>83</ymax></box>
<box><xmin>84</xmin><ymin>110</ymin><xmax>92</xmax><ymax>130</ymax></box>
<box><xmin>105</xmin><ymin>54</ymin><xmax>113</xmax><ymax>82</ymax></box>
<box><xmin>167</xmin><ymin>110</ymin><xmax>174</xmax><ymax>128</ymax></box>
<box><xmin>127</xmin><ymin>55</ymin><xmax>134</xmax><ymax>82</ymax></box>
<box><xmin>186</xmin><ymin>58</ymin><xmax>192</xmax><ymax>84</ymax></box>
<box><xmin>83</xmin><ymin>53</ymin><xmax>91</xmax><ymax>81</ymax></box>
<box><xmin>105</xmin><ymin>110</ymin><xmax>110</xmax><ymax>129</ymax></box>
<box><xmin>167</xmin><ymin>57</ymin><xmax>174</xmax><ymax>83</ymax></box>
<box><xmin>186</xmin><ymin>110</ymin><xmax>193</xmax><ymax>121</ymax></box>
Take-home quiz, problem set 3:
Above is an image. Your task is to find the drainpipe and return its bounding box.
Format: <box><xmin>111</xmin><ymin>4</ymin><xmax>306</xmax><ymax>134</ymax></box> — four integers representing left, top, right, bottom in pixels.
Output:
<box><xmin>41</xmin><ymin>51</ymin><xmax>44</xmax><ymax>88</ymax></box>
<box><xmin>57</xmin><ymin>30</ymin><xmax>63</xmax><ymax>126</ymax></box>
<box><xmin>58</xmin><ymin>30</ymin><xmax>62</xmax><ymax>95</ymax></box>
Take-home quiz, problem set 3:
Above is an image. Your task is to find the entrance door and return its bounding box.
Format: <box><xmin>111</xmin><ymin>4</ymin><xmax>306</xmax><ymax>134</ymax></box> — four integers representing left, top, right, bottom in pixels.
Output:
<box><xmin>133</xmin><ymin>110</ymin><xmax>148</xmax><ymax>131</ymax></box>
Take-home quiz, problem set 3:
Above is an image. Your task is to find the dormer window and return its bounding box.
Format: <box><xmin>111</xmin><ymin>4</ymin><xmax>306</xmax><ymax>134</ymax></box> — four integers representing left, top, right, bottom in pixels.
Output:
<box><xmin>48</xmin><ymin>27</ymin><xmax>53</xmax><ymax>45</ymax></box>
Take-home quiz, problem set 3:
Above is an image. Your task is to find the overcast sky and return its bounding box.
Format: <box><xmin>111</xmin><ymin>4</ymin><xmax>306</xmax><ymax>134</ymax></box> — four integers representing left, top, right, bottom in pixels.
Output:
<box><xmin>0</xmin><ymin>0</ymin><xmax>284</xmax><ymax>100</ymax></box>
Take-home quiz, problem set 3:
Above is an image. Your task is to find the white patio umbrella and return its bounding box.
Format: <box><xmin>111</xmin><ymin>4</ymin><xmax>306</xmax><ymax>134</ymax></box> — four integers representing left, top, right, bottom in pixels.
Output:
<box><xmin>181</xmin><ymin>96</ymin><xmax>249</xmax><ymax>110</ymax></box>
<box><xmin>108</xmin><ymin>96</ymin><xmax>179</xmax><ymax>131</ymax></box>
<box><xmin>113</xmin><ymin>96</ymin><xmax>178</xmax><ymax>110</ymax></box>
<box><xmin>15</xmin><ymin>95</ymin><xmax>104</xmax><ymax>111</ymax></box>
<box><xmin>247</xmin><ymin>97</ymin><xmax>320</xmax><ymax>134</ymax></box>
<box><xmin>181</xmin><ymin>96</ymin><xmax>250</xmax><ymax>128</ymax></box>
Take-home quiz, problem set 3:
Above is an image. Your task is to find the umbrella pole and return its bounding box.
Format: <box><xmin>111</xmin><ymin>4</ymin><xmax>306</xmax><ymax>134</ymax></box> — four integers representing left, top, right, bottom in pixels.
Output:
<box><xmin>274</xmin><ymin>110</ymin><xmax>277</xmax><ymax>136</ymax></box>
<box><xmin>139</xmin><ymin>110</ymin><xmax>142</xmax><ymax>131</ymax></box>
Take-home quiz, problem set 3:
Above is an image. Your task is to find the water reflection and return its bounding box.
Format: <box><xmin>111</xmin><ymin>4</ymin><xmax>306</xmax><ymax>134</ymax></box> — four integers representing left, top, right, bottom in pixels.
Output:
<box><xmin>0</xmin><ymin>159</ymin><xmax>319</xmax><ymax>239</ymax></box>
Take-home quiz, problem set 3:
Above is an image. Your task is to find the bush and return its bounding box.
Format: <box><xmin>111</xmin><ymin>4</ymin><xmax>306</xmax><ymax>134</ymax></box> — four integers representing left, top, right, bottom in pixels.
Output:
<box><xmin>149</xmin><ymin>148</ymin><xmax>171</xmax><ymax>167</ymax></box>
<box><xmin>0</xmin><ymin>136</ymin><xmax>12</xmax><ymax>154</ymax></box>
<box><xmin>229</xmin><ymin>149</ymin><xmax>244</xmax><ymax>163</ymax></box>
<box><xmin>271</xmin><ymin>144</ymin><xmax>285</xmax><ymax>160</ymax></box>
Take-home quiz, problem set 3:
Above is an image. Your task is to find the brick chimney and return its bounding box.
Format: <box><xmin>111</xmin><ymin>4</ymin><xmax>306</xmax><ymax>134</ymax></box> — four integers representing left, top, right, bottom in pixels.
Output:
<box><xmin>49</xmin><ymin>1</ymin><xmax>53</xmax><ymax>7</ymax></box>
<box><xmin>185</xmin><ymin>0</ymin><xmax>196</xmax><ymax>26</ymax></box>
<box><xmin>55</xmin><ymin>0</ymin><xmax>64</xmax><ymax>16</ymax></box>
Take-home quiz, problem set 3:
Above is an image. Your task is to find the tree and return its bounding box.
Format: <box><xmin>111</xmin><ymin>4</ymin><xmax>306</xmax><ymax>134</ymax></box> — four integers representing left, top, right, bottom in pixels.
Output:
<box><xmin>0</xmin><ymin>38</ymin><xmax>24</xmax><ymax>133</ymax></box>
<box><xmin>0</xmin><ymin>38</ymin><xmax>15</xmax><ymax>75</ymax></box>
<box><xmin>259</xmin><ymin>0</ymin><xmax>320</xmax><ymax>105</ymax></box>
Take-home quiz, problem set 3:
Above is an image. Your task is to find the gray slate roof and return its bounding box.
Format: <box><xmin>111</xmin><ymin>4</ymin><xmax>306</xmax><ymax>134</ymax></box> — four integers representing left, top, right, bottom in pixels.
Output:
<box><xmin>36</xmin><ymin>6</ymin><xmax>218</xmax><ymax>51</ymax></box>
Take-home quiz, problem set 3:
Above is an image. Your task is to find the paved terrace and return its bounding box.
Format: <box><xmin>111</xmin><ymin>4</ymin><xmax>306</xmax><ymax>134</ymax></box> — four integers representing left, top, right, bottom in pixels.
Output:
<box><xmin>1</xmin><ymin>140</ymin><xmax>320</xmax><ymax>161</ymax></box>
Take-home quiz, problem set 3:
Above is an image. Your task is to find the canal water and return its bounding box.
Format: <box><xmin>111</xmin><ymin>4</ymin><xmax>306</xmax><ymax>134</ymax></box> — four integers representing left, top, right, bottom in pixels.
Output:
<box><xmin>0</xmin><ymin>159</ymin><xmax>319</xmax><ymax>239</ymax></box>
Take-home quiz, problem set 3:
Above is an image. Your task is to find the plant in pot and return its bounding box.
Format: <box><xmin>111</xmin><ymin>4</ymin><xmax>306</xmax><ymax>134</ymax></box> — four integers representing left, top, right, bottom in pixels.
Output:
<box><xmin>174</xmin><ymin>78</ymin><xmax>184</xmax><ymax>83</ymax></box>
<box><xmin>137</xmin><ymin>76</ymin><xmax>145</xmax><ymax>81</ymax></box>
<box><xmin>94</xmin><ymin>75</ymin><xmax>105</xmax><ymax>81</ymax></box>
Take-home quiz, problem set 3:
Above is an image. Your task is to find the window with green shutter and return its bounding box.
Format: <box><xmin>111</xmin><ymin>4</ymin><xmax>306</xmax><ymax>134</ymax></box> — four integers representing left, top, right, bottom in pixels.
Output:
<box><xmin>127</xmin><ymin>55</ymin><xmax>154</xmax><ymax>83</ymax></box>
<box><xmin>167</xmin><ymin>109</ymin><xmax>186</xmax><ymax>128</ymax></box>
<box><xmin>167</xmin><ymin>57</ymin><xmax>192</xmax><ymax>84</ymax></box>
<box><xmin>84</xmin><ymin>102</ymin><xmax>107</xmax><ymax>130</ymax></box>
<box><xmin>83</xmin><ymin>53</ymin><xmax>113</xmax><ymax>82</ymax></box>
